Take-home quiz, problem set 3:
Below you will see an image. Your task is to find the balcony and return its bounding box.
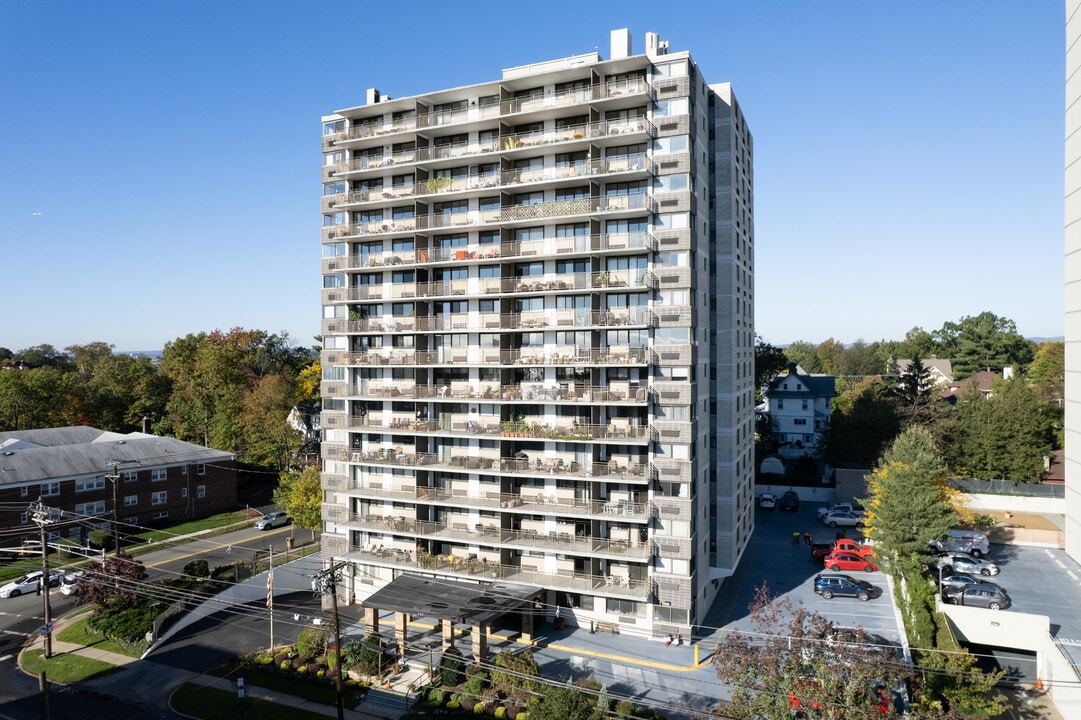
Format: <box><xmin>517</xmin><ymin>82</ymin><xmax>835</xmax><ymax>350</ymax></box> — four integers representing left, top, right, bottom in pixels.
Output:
<box><xmin>342</xmin><ymin>516</ymin><xmax>650</xmax><ymax>560</ymax></box>
<box><xmin>326</xmin><ymin>444</ymin><xmax>653</xmax><ymax>478</ymax></box>
<box><xmin>344</xmin><ymin>117</ymin><xmax>418</xmax><ymax>141</ymax></box>
<box><xmin>417</xmin><ymin>137</ymin><xmax>501</xmax><ymax>161</ymax></box>
<box><xmin>344</xmin><ymin>544</ymin><xmax>651</xmax><ymax>598</ymax></box>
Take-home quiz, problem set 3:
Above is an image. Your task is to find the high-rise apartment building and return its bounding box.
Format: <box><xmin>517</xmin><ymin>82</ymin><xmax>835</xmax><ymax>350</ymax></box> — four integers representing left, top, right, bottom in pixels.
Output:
<box><xmin>318</xmin><ymin>29</ymin><xmax>755</xmax><ymax>639</ymax></box>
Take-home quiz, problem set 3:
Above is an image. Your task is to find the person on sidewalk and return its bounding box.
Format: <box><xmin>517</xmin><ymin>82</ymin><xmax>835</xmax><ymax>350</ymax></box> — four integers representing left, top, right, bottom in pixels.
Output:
<box><xmin>792</xmin><ymin>531</ymin><xmax>801</xmax><ymax>544</ymax></box>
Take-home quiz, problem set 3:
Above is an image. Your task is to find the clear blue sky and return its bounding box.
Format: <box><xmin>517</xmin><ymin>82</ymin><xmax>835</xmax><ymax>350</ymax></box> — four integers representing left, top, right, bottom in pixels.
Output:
<box><xmin>0</xmin><ymin>1</ymin><xmax>1064</xmax><ymax>352</ymax></box>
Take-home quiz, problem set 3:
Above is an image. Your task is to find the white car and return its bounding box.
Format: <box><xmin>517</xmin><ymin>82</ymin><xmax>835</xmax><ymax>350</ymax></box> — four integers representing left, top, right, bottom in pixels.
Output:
<box><xmin>817</xmin><ymin>503</ymin><xmax>864</xmax><ymax>520</ymax></box>
<box><xmin>757</xmin><ymin>493</ymin><xmax>777</xmax><ymax>510</ymax></box>
<box><xmin>61</xmin><ymin>571</ymin><xmax>85</xmax><ymax>596</ymax></box>
<box><xmin>0</xmin><ymin>570</ymin><xmax>63</xmax><ymax>598</ymax></box>
<box><xmin>254</xmin><ymin>511</ymin><xmax>291</xmax><ymax>530</ymax></box>
<box><xmin>820</xmin><ymin>510</ymin><xmax>865</xmax><ymax>528</ymax></box>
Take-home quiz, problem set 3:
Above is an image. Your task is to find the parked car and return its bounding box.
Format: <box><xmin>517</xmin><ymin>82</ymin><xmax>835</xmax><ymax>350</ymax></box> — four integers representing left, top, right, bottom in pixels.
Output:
<box><xmin>938</xmin><ymin>573</ymin><xmax>1001</xmax><ymax>594</ymax></box>
<box><xmin>933</xmin><ymin>553</ymin><xmax>999</xmax><ymax>576</ymax></box>
<box><xmin>945</xmin><ymin>584</ymin><xmax>1010</xmax><ymax>610</ymax></box>
<box><xmin>833</xmin><ymin>538</ymin><xmax>877</xmax><ymax>558</ymax></box>
<box><xmin>254</xmin><ymin>511</ymin><xmax>291</xmax><ymax>530</ymax></box>
<box><xmin>60</xmin><ymin>570</ymin><xmax>85</xmax><ymax>596</ymax></box>
<box><xmin>823</xmin><ymin>552</ymin><xmax>878</xmax><ymax>573</ymax></box>
<box><xmin>817</xmin><ymin>503</ymin><xmax>864</xmax><ymax>520</ymax></box>
<box><xmin>929</xmin><ymin>529</ymin><xmax>991</xmax><ymax>558</ymax></box>
<box><xmin>757</xmin><ymin>493</ymin><xmax>777</xmax><ymax>510</ymax></box>
<box><xmin>0</xmin><ymin>570</ymin><xmax>63</xmax><ymax>598</ymax></box>
<box><xmin>820</xmin><ymin>510</ymin><xmax>866</xmax><ymax>528</ymax></box>
<box><xmin>779</xmin><ymin>491</ymin><xmax>800</xmax><ymax>511</ymax></box>
<box><xmin>813</xmin><ymin>573</ymin><xmax>882</xmax><ymax>601</ymax></box>
<box><xmin>811</xmin><ymin>542</ymin><xmax>835</xmax><ymax>560</ymax></box>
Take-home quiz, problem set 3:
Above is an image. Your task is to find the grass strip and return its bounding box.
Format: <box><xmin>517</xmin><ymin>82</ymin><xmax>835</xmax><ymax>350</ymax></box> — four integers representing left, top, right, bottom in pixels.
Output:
<box><xmin>20</xmin><ymin>648</ymin><xmax>121</xmax><ymax>684</ymax></box>
<box><xmin>170</xmin><ymin>682</ymin><xmax>332</xmax><ymax>720</ymax></box>
<box><xmin>56</xmin><ymin>616</ymin><xmax>140</xmax><ymax>658</ymax></box>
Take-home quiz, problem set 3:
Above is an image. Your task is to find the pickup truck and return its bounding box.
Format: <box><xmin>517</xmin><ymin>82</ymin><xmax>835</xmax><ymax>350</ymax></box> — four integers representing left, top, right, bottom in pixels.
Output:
<box><xmin>816</xmin><ymin>503</ymin><xmax>865</xmax><ymax>520</ymax></box>
<box><xmin>833</xmin><ymin>538</ymin><xmax>876</xmax><ymax>558</ymax></box>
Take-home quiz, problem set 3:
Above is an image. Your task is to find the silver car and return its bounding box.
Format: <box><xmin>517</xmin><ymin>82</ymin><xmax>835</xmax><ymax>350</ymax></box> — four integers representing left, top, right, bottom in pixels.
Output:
<box><xmin>254</xmin><ymin>511</ymin><xmax>291</xmax><ymax>530</ymax></box>
<box><xmin>935</xmin><ymin>553</ymin><xmax>999</xmax><ymax>576</ymax></box>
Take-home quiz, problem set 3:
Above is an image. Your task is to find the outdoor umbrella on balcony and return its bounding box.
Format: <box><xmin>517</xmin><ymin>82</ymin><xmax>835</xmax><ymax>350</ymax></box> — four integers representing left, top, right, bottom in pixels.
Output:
<box><xmin>514</xmin><ymin>451</ymin><xmax>529</xmax><ymax>459</ymax></box>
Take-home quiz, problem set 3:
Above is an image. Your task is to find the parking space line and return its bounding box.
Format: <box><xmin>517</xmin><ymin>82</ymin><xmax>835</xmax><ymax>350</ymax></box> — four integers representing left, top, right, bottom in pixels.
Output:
<box><xmin>1056</xmin><ymin>560</ymin><xmax>1067</xmax><ymax>570</ymax></box>
<box><xmin>1068</xmin><ymin>570</ymin><xmax>1078</xmax><ymax>581</ymax></box>
<box><xmin>1044</xmin><ymin>549</ymin><xmax>1056</xmax><ymax>559</ymax></box>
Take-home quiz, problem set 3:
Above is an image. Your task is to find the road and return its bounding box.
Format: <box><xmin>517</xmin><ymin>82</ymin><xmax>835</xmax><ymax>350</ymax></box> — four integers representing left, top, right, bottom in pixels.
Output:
<box><xmin>0</xmin><ymin>522</ymin><xmax>315</xmax><ymax>720</ymax></box>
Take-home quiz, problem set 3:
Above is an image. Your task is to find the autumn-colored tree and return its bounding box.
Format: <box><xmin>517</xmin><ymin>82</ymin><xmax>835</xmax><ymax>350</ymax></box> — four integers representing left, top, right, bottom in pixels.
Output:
<box><xmin>74</xmin><ymin>552</ymin><xmax>146</xmax><ymax>609</ymax></box>
<box><xmin>240</xmin><ymin>374</ymin><xmax>303</xmax><ymax>470</ymax></box>
<box><xmin>273</xmin><ymin>466</ymin><xmax>322</xmax><ymax>539</ymax></box>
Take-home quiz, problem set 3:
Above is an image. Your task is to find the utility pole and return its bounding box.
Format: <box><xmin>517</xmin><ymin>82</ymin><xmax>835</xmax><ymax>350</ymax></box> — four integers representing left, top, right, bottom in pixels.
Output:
<box><xmin>311</xmin><ymin>562</ymin><xmax>348</xmax><ymax>720</ymax></box>
<box><xmin>105</xmin><ymin>459</ymin><xmax>140</xmax><ymax>556</ymax></box>
<box><xmin>267</xmin><ymin>544</ymin><xmax>274</xmax><ymax>653</ymax></box>
<box><xmin>28</xmin><ymin>500</ymin><xmax>58</xmax><ymax>659</ymax></box>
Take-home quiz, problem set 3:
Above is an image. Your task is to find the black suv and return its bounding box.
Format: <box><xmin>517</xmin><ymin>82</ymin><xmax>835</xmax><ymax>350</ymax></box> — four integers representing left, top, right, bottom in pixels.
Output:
<box><xmin>780</xmin><ymin>491</ymin><xmax>800</xmax><ymax>511</ymax></box>
<box><xmin>813</xmin><ymin>573</ymin><xmax>882</xmax><ymax>601</ymax></box>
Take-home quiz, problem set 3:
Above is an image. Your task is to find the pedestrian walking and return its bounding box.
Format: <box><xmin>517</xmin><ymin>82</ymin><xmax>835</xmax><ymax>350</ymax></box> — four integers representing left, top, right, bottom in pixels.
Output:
<box><xmin>792</xmin><ymin>531</ymin><xmax>801</xmax><ymax>544</ymax></box>
<box><xmin>803</xmin><ymin>532</ymin><xmax>813</xmax><ymax>546</ymax></box>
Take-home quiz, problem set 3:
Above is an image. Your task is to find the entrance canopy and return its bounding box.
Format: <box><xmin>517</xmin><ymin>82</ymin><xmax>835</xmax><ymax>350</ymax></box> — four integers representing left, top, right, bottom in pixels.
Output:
<box><xmin>361</xmin><ymin>573</ymin><xmax>542</xmax><ymax>627</ymax></box>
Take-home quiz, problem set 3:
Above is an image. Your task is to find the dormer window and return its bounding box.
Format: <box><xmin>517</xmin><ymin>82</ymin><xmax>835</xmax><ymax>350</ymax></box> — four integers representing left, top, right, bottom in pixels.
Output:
<box><xmin>796</xmin><ymin>384</ymin><xmax>802</xmax><ymax>390</ymax></box>
<box><xmin>782</xmin><ymin>383</ymin><xmax>788</xmax><ymax>390</ymax></box>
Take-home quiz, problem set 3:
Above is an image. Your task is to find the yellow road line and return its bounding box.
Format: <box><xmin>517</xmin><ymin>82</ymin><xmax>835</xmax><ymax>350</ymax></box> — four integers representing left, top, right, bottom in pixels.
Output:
<box><xmin>144</xmin><ymin>527</ymin><xmax>294</xmax><ymax>568</ymax></box>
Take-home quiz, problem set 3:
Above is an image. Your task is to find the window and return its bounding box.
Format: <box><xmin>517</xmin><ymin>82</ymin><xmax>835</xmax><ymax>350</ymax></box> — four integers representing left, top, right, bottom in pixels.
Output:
<box><xmin>41</xmin><ymin>482</ymin><xmax>60</xmax><ymax>496</ymax></box>
<box><xmin>777</xmin><ymin>400</ymin><xmax>784</xmax><ymax>410</ymax></box>
<box><xmin>654</xmin><ymin>605</ymin><xmax>688</xmax><ymax>625</ymax></box>
<box><xmin>126</xmin><ymin>516</ymin><xmax>138</xmax><ymax>525</ymax></box>
<box><xmin>124</xmin><ymin>495</ymin><xmax>138</xmax><ymax>507</ymax></box>
<box><xmin>20</xmin><ymin>485</ymin><xmax>28</xmax><ymax>497</ymax></box>
<box><xmin>197</xmin><ymin>485</ymin><xmax>207</xmax><ymax>499</ymax></box>
<box><xmin>74</xmin><ymin>501</ymin><xmax>106</xmax><ymax>516</ymax></box>
<box><xmin>20</xmin><ymin>512</ymin><xmax>28</xmax><ymax>525</ymax></box>
<box><xmin>123</xmin><ymin>470</ymin><xmax>138</xmax><ymax>482</ymax></box>
<box><xmin>151</xmin><ymin>491</ymin><xmax>167</xmax><ymax>506</ymax></box>
<box><xmin>606</xmin><ymin>598</ymin><xmax>645</xmax><ymax>617</ymax></box>
<box><xmin>181</xmin><ymin>487</ymin><xmax>188</xmax><ymax>498</ymax></box>
<box><xmin>151</xmin><ymin>468</ymin><xmax>167</xmax><ymax>482</ymax></box>
<box><xmin>153</xmin><ymin>511</ymin><xmax>169</xmax><ymax>521</ymax></box>
<box><xmin>794</xmin><ymin>418</ymin><xmax>807</xmax><ymax>426</ymax></box>
<box><xmin>76</xmin><ymin>476</ymin><xmax>106</xmax><ymax>493</ymax></box>
<box><xmin>802</xmin><ymin>399</ymin><xmax>808</xmax><ymax>410</ymax></box>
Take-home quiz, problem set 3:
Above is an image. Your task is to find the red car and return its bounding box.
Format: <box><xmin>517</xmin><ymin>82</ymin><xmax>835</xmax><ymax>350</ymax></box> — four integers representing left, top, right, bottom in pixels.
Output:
<box><xmin>833</xmin><ymin>539</ymin><xmax>877</xmax><ymax>559</ymax></box>
<box><xmin>823</xmin><ymin>551</ymin><xmax>878</xmax><ymax>573</ymax></box>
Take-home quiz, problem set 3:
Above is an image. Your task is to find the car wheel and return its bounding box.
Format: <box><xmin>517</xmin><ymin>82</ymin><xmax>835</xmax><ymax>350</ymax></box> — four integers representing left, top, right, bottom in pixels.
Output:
<box><xmin>980</xmin><ymin>569</ymin><xmax>992</xmax><ymax>576</ymax></box>
<box><xmin>857</xmin><ymin>591</ymin><xmax>870</xmax><ymax>601</ymax></box>
<box><xmin>970</xmin><ymin>549</ymin><xmax>983</xmax><ymax>559</ymax></box>
<box><xmin>829</xmin><ymin>521</ymin><xmax>838</xmax><ymax>528</ymax></box>
<box><xmin>988</xmin><ymin>602</ymin><xmax>1001</xmax><ymax>611</ymax></box>
<box><xmin>942</xmin><ymin>565</ymin><xmax>953</xmax><ymax>575</ymax></box>
<box><xmin>830</xmin><ymin>564</ymin><xmax>841</xmax><ymax>571</ymax></box>
<box><xmin>863</xmin><ymin>564</ymin><xmax>874</xmax><ymax>573</ymax></box>
<box><xmin>820</xmin><ymin>589</ymin><xmax>833</xmax><ymax>599</ymax></box>
<box><xmin>9</xmin><ymin>589</ymin><xmax>20</xmax><ymax>598</ymax></box>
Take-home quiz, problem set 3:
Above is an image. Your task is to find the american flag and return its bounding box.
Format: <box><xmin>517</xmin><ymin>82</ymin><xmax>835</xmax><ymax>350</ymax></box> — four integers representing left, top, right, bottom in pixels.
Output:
<box><xmin>266</xmin><ymin>571</ymin><xmax>273</xmax><ymax>608</ymax></box>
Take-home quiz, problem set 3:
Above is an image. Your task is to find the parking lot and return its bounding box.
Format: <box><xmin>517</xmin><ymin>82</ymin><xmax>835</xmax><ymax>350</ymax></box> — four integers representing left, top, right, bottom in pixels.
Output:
<box><xmin>701</xmin><ymin>499</ymin><xmax>905</xmax><ymax>656</ymax></box>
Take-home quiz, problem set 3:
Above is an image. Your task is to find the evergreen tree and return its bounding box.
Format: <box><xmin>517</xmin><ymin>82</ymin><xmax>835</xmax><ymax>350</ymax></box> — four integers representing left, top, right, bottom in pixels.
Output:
<box><xmin>932</xmin><ymin>312</ymin><xmax>1035</xmax><ymax>379</ymax></box>
<box><xmin>862</xmin><ymin>427</ymin><xmax>956</xmax><ymax>569</ymax></box>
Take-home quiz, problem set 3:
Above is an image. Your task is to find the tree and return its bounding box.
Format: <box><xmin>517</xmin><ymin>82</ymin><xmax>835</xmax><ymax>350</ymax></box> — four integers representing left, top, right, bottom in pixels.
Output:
<box><xmin>783</xmin><ymin>341</ymin><xmax>821</xmax><ymax>373</ymax></box>
<box><xmin>815</xmin><ymin>338</ymin><xmax>847</xmax><ymax>375</ymax></box>
<box><xmin>273</xmin><ymin>466</ymin><xmax>322</xmax><ymax>539</ymax></box>
<box><xmin>239</xmin><ymin>374</ymin><xmax>303</xmax><ymax>470</ymax></box>
<box><xmin>895</xmin><ymin>355</ymin><xmax>941</xmax><ymax>429</ymax></box>
<box><xmin>714</xmin><ymin>585</ymin><xmax>939</xmax><ymax>720</ymax></box>
<box><xmin>754</xmin><ymin>337</ymin><xmax>789</xmax><ymax>402</ymax></box>
<box><xmin>932</xmin><ymin>312</ymin><xmax>1036</xmax><ymax>379</ymax></box>
<box><xmin>1028</xmin><ymin>340</ymin><xmax>1064</xmax><ymax>405</ymax></box>
<box><xmin>818</xmin><ymin>378</ymin><xmax>899</xmax><ymax>467</ymax></box>
<box><xmin>74</xmin><ymin>552</ymin><xmax>146</xmax><ymax>609</ymax></box>
<box><xmin>862</xmin><ymin>427</ymin><xmax>957</xmax><ymax>571</ymax></box>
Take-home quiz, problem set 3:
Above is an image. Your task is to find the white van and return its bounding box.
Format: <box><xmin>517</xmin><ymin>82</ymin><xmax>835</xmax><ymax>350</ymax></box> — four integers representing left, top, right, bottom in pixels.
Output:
<box><xmin>929</xmin><ymin>529</ymin><xmax>990</xmax><ymax>558</ymax></box>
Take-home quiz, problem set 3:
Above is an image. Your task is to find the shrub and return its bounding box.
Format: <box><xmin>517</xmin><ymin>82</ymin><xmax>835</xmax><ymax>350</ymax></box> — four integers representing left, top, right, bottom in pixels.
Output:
<box><xmin>495</xmin><ymin>707</ymin><xmax>507</xmax><ymax>719</ymax></box>
<box><xmin>428</xmin><ymin>688</ymin><xmax>446</xmax><ymax>704</ymax></box>
<box><xmin>474</xmin><ymin>702</ymin><xmax>485</xmax><ymax>715</ymax></box>
<box><xmin>517</xmin><ymin>713</ymin><xmax>528</xmax><ymax>720</ymax></box>
<box><xmin>297</xmin><ymin>626</ymin><xmax>328</xmax><ymax>659</ymax></box>
<box><xmin>88</xmin><ymin>529</ymin><xmax>114</xmax><ymax>551</ymax></box>
<box><xmin>297</xmin><ymin>665</ymin><xmax>308</xmax><ymax>675</ymax></box>
<box><xmin>256</xmin><ymin>654</ymin><xmax>274</xmax><ymax>666</ymax></box>
<box><xmin>491</xmin><ymin>649</ymin><xmax>540</xmax><ymax>692</ymax></box>
<box><xmin>463</xmin><ymin>675</ymin><xmax>487</xmax><ymax>697</ymax></box>
<box><xmin>182</xmin><ymin>559</ymin><xmax>210</xmax><ymax>578</ymax></box>
<box><xmin>614</xmin><ymin>700</ymin><xmax>635</xmax><ymax>717</ymax></box>
<box><xmin>447</xmin><ymin>700</ymin><xmax>460</xmax><ymax>710</ymax></box>
<box><xmin>506</xmin><ymin>706</ymin><xmax>520</xmax><ymax>720</ymax></box>
<box><xmin>317</xmin><ymin>669</ymin><xmax>325</xmax><ymax>679</ymax></box>
<box><xmin>280</xmin><ymin>660</ymin><xmax>291</xmax><ymax>671</ymax></box>
<box><xmin>439</xmin><ymin>646</ymin><xmax>466</xmax><ymax>687</ymax></box>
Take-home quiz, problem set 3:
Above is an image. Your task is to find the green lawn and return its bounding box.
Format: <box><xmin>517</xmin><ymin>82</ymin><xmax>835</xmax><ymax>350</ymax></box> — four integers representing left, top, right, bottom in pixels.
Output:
<box><xmin>128</xmin><ymin>511</ymin><xmax>251</xmax><ymax>545</ymax></box>
<box><xmin>170</xmin><ymin>683</ymin><xmax>333</xmax><ymax>720</ymax></box>
<box><xmin>226</xmin><ymin>665</ymin><xmax>364</xmax><ymax>708</ymax></box>
<box><xmin>20</xmin><ymin>648</ymin><xmax>122</xmax><ymax>684</ymax></box>
<box><xmin>56</xmin><ymin>616</ymin><xmax>140</xmax><ymax>658</ymax></box>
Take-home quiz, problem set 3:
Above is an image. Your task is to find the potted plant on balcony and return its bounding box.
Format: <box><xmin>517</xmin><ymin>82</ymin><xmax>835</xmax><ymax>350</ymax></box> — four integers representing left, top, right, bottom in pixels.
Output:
<box><xmin>594</xmin><ymin>272</ymin><xmax>609</xmax><ymax>288</ymax></box>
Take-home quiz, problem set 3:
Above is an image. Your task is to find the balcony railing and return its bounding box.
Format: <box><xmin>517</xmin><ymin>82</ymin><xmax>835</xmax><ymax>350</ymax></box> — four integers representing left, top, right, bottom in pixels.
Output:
<box><xmin>346</xmin><ymin>117</ymin><xmax>418</xmax><ymax>140</ymax></box>
<box><xmin>344</xmin><ymin>544</ymin><xmax>651</xmax><ymax>597</ymax></box>
<box><xmin>327</xmin><ymin>444</ymin><xmax>653</xmax><ymax>476</ymax></box>
<box><xmin>343</xmin><ymin>517</ymin><xmax>650</xmax><ymax>559</ymax></box>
